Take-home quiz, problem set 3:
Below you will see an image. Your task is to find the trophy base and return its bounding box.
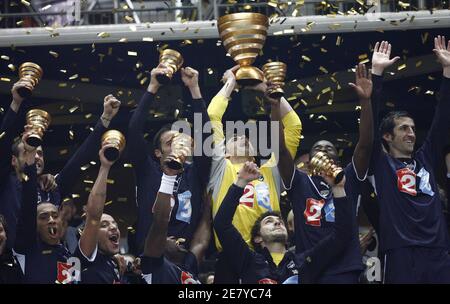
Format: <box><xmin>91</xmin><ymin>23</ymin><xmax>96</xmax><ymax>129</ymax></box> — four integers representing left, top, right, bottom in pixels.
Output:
<box><xmin>156</xmin><ymin>74</ymin><xmax>171</xmax><ymax>85</ymax></box>
<box><xmin>17</xmin><ymin>87</ymin><xmax>32</xmax><ymax>99</ymax></box>
<box><xmin>334</xmin><ymin>171</ymin><xmax>344</xmax><ymax>185</ymax></box>
<box><xmin>26</xmin><ymin>135</ymin><xmax>42</xmax><ymax>147</ymax></box>
<box><xmin>166</xmin><ymin>159</ymin><xmax>183</xmax><ymax>171</ymax></box>
<box><xmin>236</xmin><ymin>66</ymin><xmax>265</xmax><ymax>87</ymax></box>
<box><xmin>104</xmin><ymin>147</ymin><xmax>120</xmax><ymax>161</ymax></box>
<box><xmin>268</xmin><ymin>90</ymin><xmax>284</xmax><ymax>99</ymax></box>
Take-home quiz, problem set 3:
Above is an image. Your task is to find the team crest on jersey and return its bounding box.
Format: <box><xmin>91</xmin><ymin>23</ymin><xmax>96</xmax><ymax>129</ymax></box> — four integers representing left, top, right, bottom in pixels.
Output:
<box><xmin>396</xmin><ymin>168</ymin><xmax>417</xmax><ymax>196</ymax></box>
<box><xmin>56</xmin><ymin>257</ymin><xmax>80</xmax><ymax>284</ymax></box>
<box><xmin>181</xmin><ymin>271</ymin><xmax>200</xmax><ymax>284</ymax></box>
<box><xmin>176</xmin><ymin>190</ymin><xmax>192</xmax><ymax>224</ymax></box>
<box><xmin>304</xmin><ymin>198</ymin><xmax>325</xmax><ymax>227</ymax></box>
<box><xmin>255</xmin><ymin>182</ymin><xmax>272</xmax><ymax>211</ymax></box>
<box><xmin>323</xmin><ymin>201</ymin><xmax>335</xmax><ymax>223</ymax></box>
<box><xmin>258</xmin><ymin>278</ymin><xmax>277</xmax><ymax>284</ymax></box>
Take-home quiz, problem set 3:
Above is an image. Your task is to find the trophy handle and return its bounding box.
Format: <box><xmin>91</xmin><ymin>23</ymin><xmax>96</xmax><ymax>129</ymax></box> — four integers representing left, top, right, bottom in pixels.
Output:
<box><xmin>104</xmin><ymin>147</ymin><xmax>120</xmax><ymax>162</ymax></box>
<box><xmin>17</xmin><ymin>86</ymin><xmax>32</xmax><ymax>99</ymax></box>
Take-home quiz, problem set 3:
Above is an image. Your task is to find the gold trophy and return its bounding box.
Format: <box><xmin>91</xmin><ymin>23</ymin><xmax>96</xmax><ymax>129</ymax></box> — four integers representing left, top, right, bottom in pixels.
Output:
<box><xmin>310</xmin><ymin>151</ymin><xmax>344</xmax><ymax>184</ymax></box>
<box><xmin>262</xmin><ymin>61</ymin><xmax>287</xmax><ymax>98</ymax></box>
<box><xmin>165</xmin><ymin>132</ymin><xmax>193</xmax><ymax>170</ymax></box>
<box><xmin>25</xmin><ymin>109</ymin><xmax>51</xmax><ymax>147</ymax></box>
<box><xmin>218</xmin><ymin>12</ymin><xmax>269</xmax><ymax>86</ymax></box>
<box><xmin>18</xmin><ymin>62</ymin><xmax>43</xmax><ymax>98</ymax></box>
<box><xmin>157</xmin><ymin>49</ymin><xmax>184</xmax><ymax>84</ymax></box>
<box><xmin>101</xmin><ymin>130</ymin><xmax>126</xmax><ymax>161</ymax></box>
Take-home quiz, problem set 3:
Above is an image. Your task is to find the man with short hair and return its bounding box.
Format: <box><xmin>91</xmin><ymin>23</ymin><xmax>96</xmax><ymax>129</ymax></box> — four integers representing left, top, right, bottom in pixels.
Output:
<box><xmin>368</xmin><ymin>37</ymin><xmax>450</xmax><ymax>283</ymax></box>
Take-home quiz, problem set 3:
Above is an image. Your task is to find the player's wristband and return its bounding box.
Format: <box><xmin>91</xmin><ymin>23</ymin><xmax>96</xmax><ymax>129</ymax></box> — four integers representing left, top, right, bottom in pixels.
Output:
<box><xmin>159</xmin><ymin>174</ymin><xmax>177</xmax><ymax>195</ymax></box>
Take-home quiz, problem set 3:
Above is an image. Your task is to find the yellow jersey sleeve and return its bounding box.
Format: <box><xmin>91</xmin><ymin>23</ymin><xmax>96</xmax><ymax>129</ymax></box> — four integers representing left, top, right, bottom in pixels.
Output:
<box><xmin>207</xmin><ymin>94</ymin><xmax>229</xmax><ymax>145</ymax></box>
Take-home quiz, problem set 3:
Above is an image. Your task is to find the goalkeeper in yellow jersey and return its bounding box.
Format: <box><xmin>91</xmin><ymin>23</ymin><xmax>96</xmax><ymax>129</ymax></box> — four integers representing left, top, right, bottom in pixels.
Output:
<box><xmin>207</xmin><ymin>65</ymin><xmax>302</xmax><ymax>283</ymax></box>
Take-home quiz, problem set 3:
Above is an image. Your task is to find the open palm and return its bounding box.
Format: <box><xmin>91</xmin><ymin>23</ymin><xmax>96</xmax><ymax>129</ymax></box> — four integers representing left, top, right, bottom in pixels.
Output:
<box><xmin>434</xmin><ymin>35</ymin><xmax>450</xmax><ymax>68</ymax></box>
<box><xmin>349</xmin><ymin>63</ymin><xmax>372</xmax><ymax>100</ymax></box>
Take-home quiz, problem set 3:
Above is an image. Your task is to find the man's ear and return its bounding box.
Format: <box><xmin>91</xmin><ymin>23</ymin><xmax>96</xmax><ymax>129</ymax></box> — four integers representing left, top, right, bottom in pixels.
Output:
<box><xmin>154</xmin><ymin>149</ymin><xmax>162</xmax><ymax>159</ymax></box>
<box><xmin>382</xmin><ymin>133</ymin><xmax>393</xmax><ymax>143</ymax></box>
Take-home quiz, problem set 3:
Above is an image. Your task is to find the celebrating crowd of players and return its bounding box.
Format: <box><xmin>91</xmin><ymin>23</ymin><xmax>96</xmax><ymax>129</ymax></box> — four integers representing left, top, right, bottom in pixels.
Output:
<box><xmin>0</xmin><ymin>36</ymin><xmax>450</xmax><ymax>284</ymax></box>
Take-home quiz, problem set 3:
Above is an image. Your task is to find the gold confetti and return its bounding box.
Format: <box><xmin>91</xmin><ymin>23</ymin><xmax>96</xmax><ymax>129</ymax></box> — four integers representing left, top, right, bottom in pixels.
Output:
<box><xmin>0</xmin><ymin>132</ymin><xmax>5</xmax><ymax>139</ymax></box>
<box><xmin>421</xmin><ymin>32</ymin><xmax>429</xmax><ymax>44</ymax></box>
<box><xmin>40</xmin><ymin>4</ymin><xmax>51</xmax><ymax>11</ymax></box>
<box><xmin>16</xmin><ymin>20</ymin><xmax>24</xmax><ymax>26</ymax></box>
<box><xmin>69</xmin><ymin>130</ymin><xmax>74</xmax><ymax>139</ymax></box>
<box><xmin>85</xmin><ymin>113</ymin><xmax>92</xmax><ymax>119</ymax></box>
<box><xmin>358</xmin><ymin>54</ymin><xmax>368</xmax><ymax>60</ymax></box>
<box><xmin>97</xmin><ymin>32</ymin><xmax>110</xmax><ymax>38</ymax></box>
<box><xmin>398</xmin><ymin>64</ymin><xmax>406</xmax><ymax>71</ymax></box>
<box><xmin>83</xmin><ymin>180</ymin><xmax>94</xmax><ymax>184</ymax></box>
<box><xmin>119</xmin><ymin>38</ymin><xmax>128</xmax><ymax>43</ymax></box>
<box><xmin>142</xmin><ymin>37</ymin><xmax>153</xmax><ymax>42</ymax></box>
<box><xmin>428</xmin><ymin>76</ymin><xmax>436</xmax><ymax>81</ymax></box>
<box><xmin>124</xmin><ymin>15</ymin><xmax>134</xmax><ymax>23</ymax></box>
<box><xmin>302</xmin><ymin>55</ymin><xmax>311</xmax><ymax>62</ymax></box>
<box><xmin>319</xmin><ymin>66</ymin><xmax>328</xmax><ymax>74</ymax></box>
<box><xmin>1</xmin><ymin>78</ymin><xmax>11</xmax><ymax>82</ymax></box>
<box><xmin>416</xmin><ymin>61</ymin><xmax>422</xmax><ymax>68</ymax></box>
<box><xmin>69</xmin><ymin>74</ymin><xmax>78</xmax><ymax>80</ymax></box>
<box><xmin>328</xmin><ymin>23</ymin><xmax>342</xmax><ymax>30</ymax></box>
<box><xmin>49</xmin><ymin>51</ymin><xmax>59</xmax><ymax>58</ymax></box>
<box><xmin>305</xmin><ymin>85</ymin><xmax>312</xmax><ymax>93</ymax></box>
<box><xmin>273</xmin><ymin>31</ymin><xmax>283</xmax><ymax>36</ymax></box>
<box><xmin>140</xmin><ymin>77</ymin><xmax>148</xmax><ymax>86</ymax></box>
<box><xmin>90</xmin><ymin>161</ymin><xmax>96</xmax><ymax>165</ymax></box>
<box><xmin>425</xmin><ymin>90</ymin><xmax>434</xmax><ymax>95</ymax></box>
<box><xmin>398</xmin><ymin>1</ymin><xmax>410</xmax><ymax>8</ymax></box>
<box><xmin>336</xmin><ymin>36</ymin><xmax>342</xmax><ymax>46</ymax></box>
<box><xmin>69</xmin><ymin>106</ymin><xmax>79</xmax><ymax>113</ymax></box>
<box><xmin>21</xmin><ymin>0</ymin><xmax>30</xmax><ymax>6</ymax></box>
<box><xmin>80</xmin><ymin>165</ymin><xmax>90</xmax><ymax>171</ymax></box>
<box><xmin>21</xmin><ymin>173</ymin><xmax>29</xmax><ymax>182</ymax></box>
<box><xmin>360</xmin><ymin>58</ymin><xmax>370</xmax><ymax>64</ymax></box>
<box><xmin>123</xmin><ymin>163</ymin><xmax>133</xmax><ymax>168</ymax></box>
<box><xmin>58</xmin><ymin>83</ymin><xmax>67</xmax><ymax>87</ymax></box>
<box><xmin>105</xmin><ymin>200</ymin><xmax>113</xmax><ymax>206</ymax></box>
<box><xmin>129</xmin><ymin>25</ymin><xmax>137</xmax><ymax>32</ymax></box>
<box><xmin>320</xmin><ymin>48</ymin><xmax>327</xmax><ymax>53</ymax></box>
<box><xmin>59</xmin><ymin>149</ymin><xmax>68</xmax><ymax>155</ymax></box>
<box><xmin>207</xmin><ymin>68</ymin><xmax>213</xmax><ymax>75</ymax></box>
<box><xmin>321</xmin><ymin>87</ymin><xmax>331</xmax><ymax>94</ymax></box>
<box><xmin>81</xmin><ymin>78</ymin><xmax>90</xmax><ymax>82</ymax></box>
<box><xmin>117</xmin><ymin>197</ymin><xmax>127</xmax><ymax>203</ymax></box>
<box><xmin>107</xmin><ymin>179</ymin><xmax>115</xmax><ymax>184</ymax></box>
<box><xmin>128</xmin><ymin>51</ymin><xmax>137</xmax><ymax>56</ymax></box>
<box><xmin>1</xmin><ymin>55</ymin><xmax>10</xmax><ymax>60</ymax></box>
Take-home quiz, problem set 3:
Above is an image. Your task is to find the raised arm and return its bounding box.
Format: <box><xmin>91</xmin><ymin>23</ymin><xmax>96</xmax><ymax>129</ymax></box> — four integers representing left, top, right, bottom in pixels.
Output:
<box><xmin>348</xmin><ymin>63</ymin><xmax>373</xmax><ymax>179</ymax></box>
<box><xmin>56</xmin><ymin>95</ymin><xmax>120</xmax><ymax>198</ymax></box>
<box><xmin>14</xmin><ymin>129</ymin><xmax>38</xmax><ymax>254</ymax></box>
<box><xmin>269</xmin><ymin>93</ymin><xmax>296</xmax><ymax>189</ymax></box>
<box><xmin>181</xmin><ymin>67</ymin><xmax>212</xmax><ymax>188</ymax></box>
<box><xmin>79</xmin><ymin>145</ymin><xmax>116</xmax><ymax>258</ymax></box>
<box><xmin>369</xmin><ymin>41</ymin><xmax>400</xmax><ymax>164</ymax></box>
<box><xmin>422</xmin><ymin>35</ymin><xmax>450</xmax><ymax>166</ymax></box>
<box><xmin>213</xmin><ymin>162</ymin><xmax>260</xmax><ymax>276</ymax></box>
<box><xmin>189</xmin><ymin>192</ymin><xmax>212</xmax><ymax>265</ymax></box>
<box><xmin>0</xmin><ymin>80</ymin><xmax>32</xmax><ymax>183</ymax></box>
<box><xmin>143</xmin><ymin>165</ymin><xmax>181</xmax><ymax>258</ymax></box>
<box><xmin>127</xmin><ymin>64</ymin><xmax>170</xmax><ymax>170</ymax></box>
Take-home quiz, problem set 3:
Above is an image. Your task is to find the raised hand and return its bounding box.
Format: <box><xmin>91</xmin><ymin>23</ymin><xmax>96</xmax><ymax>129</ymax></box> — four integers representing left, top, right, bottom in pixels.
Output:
<box><xmin>11</xmin><ymin>79</ymin><xmax>34</xmax><ymax>111</ymax></box>
<box><xmin>349</xmin><ymin>63</ymin><xmax>373</xmax><ymax>101</ymax></box>
<box><xmin>102</xmin><ymin>94</ymin><xmax>121</xmax><ymax>121</ymax></box>
<box><xmin>148</xmin><ymin>63</ymin><xmax>171</xmax><ymax>94</ymax></box>
<box><xmin>433</xmin><ymin>35</ymin><xmax>450</xmax><ymax>77</ymax></box>
<box><xmin>180</xmin><ymin>67</ymin><xmax>199</xmax><ymax>89</ymax></box>
<box><xmin>221</xmin><ymin>65</ymin><xmax>239</xmax><ymax>85</ymax></box>
<box><xmin>236</xmin><ymin>161</ymin><xmax>260</xmax><ymax>187</ymax></box>
<box><xmin>371</xmin><ymin>41</ymin><xmax>400</xmax><ymax>76</ymax></box>
<box><xmin>99</xmin><ymin>144</ymin><xmax>117</xmax><ymax>168</ymax></box>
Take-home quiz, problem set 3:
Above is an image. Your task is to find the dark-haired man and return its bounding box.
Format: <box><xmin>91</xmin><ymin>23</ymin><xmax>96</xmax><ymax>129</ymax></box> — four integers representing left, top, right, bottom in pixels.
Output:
<box><xmin>128</xmin><ymin>64</ymin><xmax>211</xmax><ymax>255</ymax></box>
<box><xmin>368</xmin><ymin>37</ymin><xmax>450</xmax><ymax>283</ymax></box>
<box><xmin>213</xmin><ymin>161</ymin><xmax>353</xmax><ymax>284</ymax></box>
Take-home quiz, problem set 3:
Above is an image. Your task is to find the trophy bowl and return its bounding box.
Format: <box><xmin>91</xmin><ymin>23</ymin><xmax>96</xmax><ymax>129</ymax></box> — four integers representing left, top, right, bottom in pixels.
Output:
<box><xmin>262</xmin><ymin>61</ymin><xmax>287</xmax><ymax>99</ymax></box>
<box><xmin>157</xmin><ymin>49</ymin><xmax>184</xmax><ymax>85</ymax></box>
<box><xmin>18</xmin><ymin>62</ymin><xmax>43</xmax><ymax>99</ymax></box>
<box><xmin>101</xmin><ymin>130</ymin><xmax>126</xmax><ymax>162</ymax></box>
<box><xmin>310</xmin><ymin>151</ymin><xmax>344</xmax><ymax>184</ymax></box>
<box><xmin>25</xmin><ymin>109</ymin><xmax>51</xmax><ymax>147</ymax></box>
<box><xmin>218</xmin><ymin>12</ymin><xmax>269</xmax><ymax>86</ymax></box>
<box><xmin>165</xmin><ymin>132</ymin><xmax>193</xmax><ymax>170</ymax></box>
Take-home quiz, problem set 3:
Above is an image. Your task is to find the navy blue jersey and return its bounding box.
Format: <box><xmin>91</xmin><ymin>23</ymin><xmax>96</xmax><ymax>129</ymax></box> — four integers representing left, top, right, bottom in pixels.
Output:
<box><xmin>369</xmin><ymin>75</ymin><xmax>450</xmax><ymax>252</ymax></box>
<box><xmin>0</xmin><ymin>104</ymin><xmax>107</xmax><ymax>249</ymax></box>
<box><xmin>127</xmin><ymin>92</ymin><xmax>211</xmax><ymax>254</ymax></box>
<box><xmin>74</xmin><ymin>245</ymin><xmax>121</xmax><ymax>284</ymax></box>
<box><xmin>0</xmin><ymin>248</ymin><xmax>23</xmax><ymax>284</ymax></box>
<box><xmin>213</xmin><ymin>184</ymin><xmax>353</xmax><ymax>284</ymax></box>
<box><xmin>141</xmin><ymin>251</ymin><xmax>200</xmax><ymax>284</ymax></box>
<box><xmin>286</xmin><ymin>167</ymin><xmax>363</xmax><ymax>276</ymax></box>
<box><xmin>13</xmin><ymin>164</ymin><xmax>74</xmax><ymax>284</ymax></box>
